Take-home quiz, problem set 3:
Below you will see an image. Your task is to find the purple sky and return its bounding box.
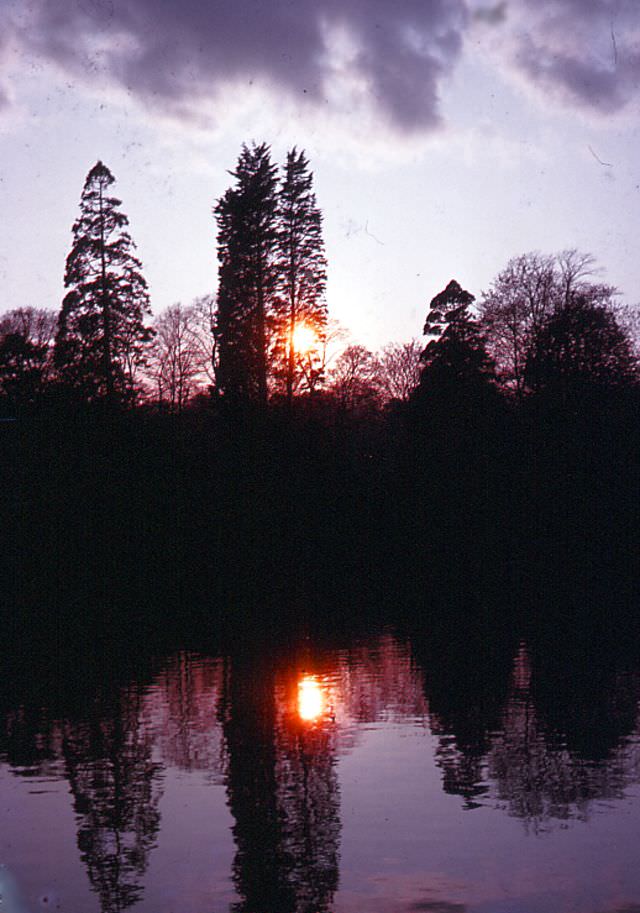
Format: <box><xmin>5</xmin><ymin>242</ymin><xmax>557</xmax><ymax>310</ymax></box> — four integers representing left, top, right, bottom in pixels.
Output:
<box><xmin>1</xmin><ymin>0</ymin><xmax>639</xmax><ymax>347</ymax></box>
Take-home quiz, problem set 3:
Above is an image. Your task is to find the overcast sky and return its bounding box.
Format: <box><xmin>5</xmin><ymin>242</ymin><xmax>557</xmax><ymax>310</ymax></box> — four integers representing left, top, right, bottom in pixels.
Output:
<box><xmin>1</xmin><ymin>0</ymin><xmax>639</xmax><ymax>348</ymax></box>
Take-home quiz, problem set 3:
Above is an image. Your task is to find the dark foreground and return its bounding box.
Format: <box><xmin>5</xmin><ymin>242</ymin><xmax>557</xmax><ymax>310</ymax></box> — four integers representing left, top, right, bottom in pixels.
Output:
<box><xmin>2</xmin><ymin>401</ymin><xmax>640</xmax><ymax>912</ymax></box>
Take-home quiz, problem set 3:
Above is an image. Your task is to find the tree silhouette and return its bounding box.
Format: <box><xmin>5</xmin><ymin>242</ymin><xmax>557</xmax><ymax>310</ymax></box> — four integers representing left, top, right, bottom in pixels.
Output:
<box><xmin>479</xmin><ymin>250</ymin><xmax>616</xmax><ymax>396</ymax></box>
<box><xmin>214</xmin><ymin>143</ymin><xmax>279</xmax><ymax>405</ymax></box>
<box><xmin>0</xmin><ymin>308</ymin><xmax>56</xmax><ymax>406</ymax></box>
<box><xmin>376</xmin><ymin>339</ymin><xmax>422</xmax><ymax>402</ymax></box>
<box><xmin>147</xmin><ymin>303</ymin><xmax>208</xmax><ymax>411</ymax></box>
<box><xmin>274</xmin><ymin>148</ymin><xmax>327</xmax><ymax>405</ymax></box>
<box><xmin>329</xmin><ymin>344</ymin><xmax>381</xmax><ymax>413</ymax></box>
<box><xmin>415</xmin><ymin>279</ymin><xmax>496</xmax><ymax>402</ymax></box>
<box><xmin>524</xmin><ymin>296</ymin><xmax>638</xmax><ymax>399</ymax></box>
<box><xmin>220</xmin><ymin>654</ymin><xmax>340</xmax><ymax>913</ymax></box>
<box><xmin>54</xmin><ymin>161</ymin><xmax>153</xmax><ymax>405</ymax></box>
<box><xmin>62</xmin><ymin>688</ymin><xmax>163</xmax><ymax>913</ymax></box>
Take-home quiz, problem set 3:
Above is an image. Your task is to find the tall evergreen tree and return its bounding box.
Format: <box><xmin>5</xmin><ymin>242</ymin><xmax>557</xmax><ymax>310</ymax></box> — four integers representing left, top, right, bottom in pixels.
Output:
<box><xmin>275</xmin><ymin>148</ymin><xmax>327</xmax><ymax>405</ymax></box>
<box><xmin>415</xmin><ymin>280</ymin><xmax>496</xmax><ymax>402</ymax></box>
<box><xmin>214</xmin><ymin>143</ymin><xmax>279</xmax><ymax>404</ymax></box>
<box><xmin>54</xmin><ymin>161</ymin><xmax>152</xmax><ymax>404</ymax></box>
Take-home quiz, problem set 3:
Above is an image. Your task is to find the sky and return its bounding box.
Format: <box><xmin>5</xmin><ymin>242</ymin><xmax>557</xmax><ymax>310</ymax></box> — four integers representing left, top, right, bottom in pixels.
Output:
<box><xmin>0</xmin><ymin>0</ymin><xmax>639</xmax><ymax>349</ymax></box>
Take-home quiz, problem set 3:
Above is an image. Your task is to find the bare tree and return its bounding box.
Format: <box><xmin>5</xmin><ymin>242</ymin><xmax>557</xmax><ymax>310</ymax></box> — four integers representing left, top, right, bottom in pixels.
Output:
<box><xmin>0</xmin><ymin>307</ymin><xmax>57</xmax><ymax>347</ymax></box>
<box><xmin>147</xmin><ymin>304</ymin><xmax>208</xmax><ymax>412</ymax></box>
<box><xmin>479</xmin><ymin>250</ymin><xmax>617</xmax><ymax>396</ymax></box>
<box><xmin>0</xmin><ymin>307</ymin><xmax>57</xmax><ymax>402</ymax></box>
<box><xmin>190</xmin><ymin>294</ymin><xmax>218</xmax><ymax>390</ymax></box>
<box><xmin>271</xmin><ymin>318</ymin><xmax>349</xmax><ymax>398</ymax></box>
<box><xmin>329</xmin><ymin>344</ymin><xmax>381</xmax><ymax>411</ymax></box>
<box><xmin>376</xmin><ymin>339</ymin><xmax>422</xmax><ymax>402</ymax></box>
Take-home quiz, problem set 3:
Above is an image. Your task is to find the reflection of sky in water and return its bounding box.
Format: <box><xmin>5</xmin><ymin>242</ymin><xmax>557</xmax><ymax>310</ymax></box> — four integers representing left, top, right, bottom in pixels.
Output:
<box><xmin>1</xmin><ymin>635</ymin><xmax>640</xmax><ymax>912</ymax></box>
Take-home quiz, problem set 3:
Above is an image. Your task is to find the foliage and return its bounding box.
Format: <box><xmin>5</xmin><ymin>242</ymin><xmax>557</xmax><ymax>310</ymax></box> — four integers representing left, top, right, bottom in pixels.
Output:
<box><xmin>147</xmin><ymin>303</ymin><xmax>212</xmax><ymax>412</ymax></box>
<box><xmin>54</xmin><ymin>161</ymin><xmax>153</xmax><ymax>405</ymax></box>
<box><xmin>479</xmin><ymin>250</ymin><xmax>616</xmax><ymax>396</ymax></box>
<box><xmin>415</xmin><ymin>280</ymin><xmax>496</xmax><ymax>402</ymax></box>
<box><xmin>524</xmin><ymin>296</ymin><xmax>638</xmax><ymax>398</ymax></box>
<box><xmin>376</xmin><ymin>339</ymin><xmax>422</xmax><ymax>402</ymax></box>
<box><xmin>213</xmin><ymin>143</ymin><xmax>279</xmax><ymax>404</ymax></box>
<box><xmin>329</xmin><ymin>344</ymin><xmax>381</xmax><ymax>412</ymax></box>
<box><xmin>612</xmin><ymin>303</ymin><xmax>640</xmax><ymax>360</ymax></box>
<box><xmin>0</xmin><ymin>307</ymin><xmax>56</xmax><ymax>405</ymax></box>
<box><xmin>273</xmin><ymin>148</ymin><xmax>328</xmax><ymax>403</ymax></box>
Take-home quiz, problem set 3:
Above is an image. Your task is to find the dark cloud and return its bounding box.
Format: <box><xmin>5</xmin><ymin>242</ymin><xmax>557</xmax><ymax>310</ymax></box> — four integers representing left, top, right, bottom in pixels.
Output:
<box><xmin>3</xmin><ymin>0</ymin><xmax>640</xmax><ymax>130</ymax></box>
<box><xmin>504</xmin><ymin>0</ymin><xmax>640</xmax><ymax>114</ymax></box>
<box><xmin>2</xmin><ymin>0</ymin><xmax>469</xmax><ymax>131</ymax></box>
<box><xmin>472</xmin><ymin>3</ymin><xmax>508</xmax><ymax>26</ymax></box>
<box><xmin>410</xmin><ymin>902</ymin><xmax>467</xmax><ymax>913</ymax></box>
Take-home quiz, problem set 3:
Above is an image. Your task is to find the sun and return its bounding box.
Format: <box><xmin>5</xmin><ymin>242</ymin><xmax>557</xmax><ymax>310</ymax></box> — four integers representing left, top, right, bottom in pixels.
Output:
<box><xmin>292</xmin><ymin>322</ymin><xmax>318</xmax><ymax>355</ymax></box>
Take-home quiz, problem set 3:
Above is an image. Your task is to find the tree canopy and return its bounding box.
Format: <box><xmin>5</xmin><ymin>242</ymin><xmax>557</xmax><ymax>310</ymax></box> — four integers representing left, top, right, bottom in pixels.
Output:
<box><xmin>54</xmin><ymin>161</ymin><xmax>153</xmax><ymax>405</ymax></box>
<box><xmin>213</xmin><ymin>143</ymin><xmax>279</xmax><ymax>405</ymax></box>
<box><xmin>274</xmin><ymin>148</ymin><xmax>328</xmax><ymax>404</ymax></box>
<box><xmin>415</xmin><ymin>280</ymin><xmax>496</xmax><ymax>403</ymax></box>
<box><xmin>525</xmin><ymin>296</ymin><xmax>638</xmax><ymax>399</ymax></box>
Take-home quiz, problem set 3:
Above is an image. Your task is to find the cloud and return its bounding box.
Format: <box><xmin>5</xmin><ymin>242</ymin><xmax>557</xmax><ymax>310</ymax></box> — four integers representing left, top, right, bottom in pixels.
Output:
<box><xmin>1</xmin><ymin>0</ymin><xmax>469</xmax><ymax>132</ymax></box>
<box><xmin>473</xmin><ymin>0</ymin><xmax>640</xmax><ymax>116</ymax></box>
<box><xmin>410</xmin><ymin>903</ymin><xmax>467</xmax><ymax>913</ymax></box>
<box><xmin>471</xmin><ymin>3</ymin><xmax>508</xmax><ymax>26</ymax></box>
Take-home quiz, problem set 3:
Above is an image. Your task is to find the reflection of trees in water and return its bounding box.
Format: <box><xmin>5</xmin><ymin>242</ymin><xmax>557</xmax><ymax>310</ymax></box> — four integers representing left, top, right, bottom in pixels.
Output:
<box><xmin>416</xmin><ymin>628</ymin><xmax>514</xmax><ymax>811</ymax></box>
<box><xmin>62</xmin><ymin>686</ymin><xmax>163</xmax><ymax>912</ymax></box>
<box><xmin>215</xmin><ymin>634</ymin><xmax>428</xmax><ymax>913</ymax></box>
<box><xmin>427</xmin><ymin>640</ymin><xmax>640</xmax><ymax>832</ymax></box>
<box><xmin>6</xmin><ymin>626</ymin><xmax>640</xmax><ymax>911</ymax></box>
<box><xmin>331</xmin><ymin>634</ymin><xmax>429</xmax><ymax>727</ymax></box>
<box><xmin>275</xmin><ymin>709</ymin><xmax>340</xmax><ymax>913</ymax></box>
<box><xmin>0</xmin><ymin>678</ymin><xmax>164</xmax><ymax>913</ymax></box>
<box><xmin>2</xmin><ymin>705</ymin><xmax>66</xmax><ymax>779</ymax></box>
<box><xmin>487</xmin><ymin>643</ymin><xmax>640</xmax><ymax>833</ymax></box>
<box><xmin>146</xmin><ymin>651</ymin><xmax>226</xmax><ymax>778</ymax></box>
<box><xmin>220</xmin><ymin>655</ymin><xmax>341</xmax><ymax>913</ymax></box>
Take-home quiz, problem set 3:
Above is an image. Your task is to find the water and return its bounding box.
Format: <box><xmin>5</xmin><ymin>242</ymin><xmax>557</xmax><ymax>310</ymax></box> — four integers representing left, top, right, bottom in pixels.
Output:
<box><xmin>2</xmin><ymin>616</ymin><xmax>640</xmax><ymax>913</ymax></box>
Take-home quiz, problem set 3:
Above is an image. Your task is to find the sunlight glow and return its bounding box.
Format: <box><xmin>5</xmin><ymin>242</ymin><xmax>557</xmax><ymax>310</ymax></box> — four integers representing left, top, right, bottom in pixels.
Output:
<box><xmin>292</xmin><ymin>322</ymin><xmax>318</xmax><ymax>355</ymax></box>
<box><xmin>298</xmin><ymin>675</ymin><xmax>324</xmax><ymax>721</ymax></box>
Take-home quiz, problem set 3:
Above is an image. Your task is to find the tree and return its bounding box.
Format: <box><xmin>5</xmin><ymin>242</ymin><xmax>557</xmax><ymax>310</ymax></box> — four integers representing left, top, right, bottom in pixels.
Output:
<box><xmin>479</xmin><ymin>250</ymin><xmax>616</xmax><ymax>396</ymax></box>
<box><xmin>329</xmin><ymin>344</ymin><xmax>381</xmax><ymax>412</ymax></box>
<box><xmin>376</xmin><ymin>339</ymin><xmax>422</xmax><ymax>403</ymax></box>
<box><xmin>612</xmin><ymin>303</ymin><xmax>640</xmax><ymax>360</ymax></box>
<box><xmin>214</xmin><ymin>143</ymin><xmax>279</xmax><ymax>405</ymax></box>
<box><xmin>147</xmin><ymin>303</ymin><xmax>208</xmax><ymax>412</ymax></box>
<box><xmin>54</xmin><ymin>161</ymin><xmax>153</xmax><ymax>405</ymax></box>
<box><xmin>415</xmin><ymin>280</ymin><xmax>496</xmax><ymax>402</ymax></box>
<box><xmin>0</xmin><ymin>307</ymin><xmax>56</xmax><ymax>404</ymax></box>
<box><xmin>189</xmin><ymin>294</ymin><xmax>218</xmax><ymax>391</ymax></box>
<box><xmin>524</xmin><ymin>296</ymin><xmax>638</xmax><ymax>399</ymax></box>
<box><xmin>274</xmin><ymin>148</ymin><xmax>328</xmax><ymax>405</ymax></box>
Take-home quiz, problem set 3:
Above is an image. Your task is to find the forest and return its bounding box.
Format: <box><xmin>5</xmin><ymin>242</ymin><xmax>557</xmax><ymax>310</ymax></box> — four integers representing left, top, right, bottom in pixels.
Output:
<box><xmin>2</xmin><ymin>143</ymin><xmax>640</xmax><ymax>621</ymax></box>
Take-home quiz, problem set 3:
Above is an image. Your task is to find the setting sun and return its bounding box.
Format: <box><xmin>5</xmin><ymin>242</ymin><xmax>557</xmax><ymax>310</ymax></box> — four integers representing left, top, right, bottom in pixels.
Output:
<box><xmin>298</xmin><ymin>675</ymin><xmax>324</xmax><ymax>721</ymax></box>
<box><xmin>292</xmin><ymin>323</ymin><xmax>318</xmax><ymax>355</ymax></box>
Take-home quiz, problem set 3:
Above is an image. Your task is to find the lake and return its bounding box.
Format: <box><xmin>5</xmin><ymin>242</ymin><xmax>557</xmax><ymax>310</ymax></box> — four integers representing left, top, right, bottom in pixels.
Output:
<box><xmin>2</xmin><ymin>608</ymin><xmax>640</xmax><ymax>913</ymax></box>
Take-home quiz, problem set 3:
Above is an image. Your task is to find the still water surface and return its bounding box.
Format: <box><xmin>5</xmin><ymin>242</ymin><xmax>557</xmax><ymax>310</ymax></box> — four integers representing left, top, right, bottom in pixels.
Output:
<box><xmin>2</xmin><ymin>620</ymin><xmax>640</xmax><ymax>913</ymax></box>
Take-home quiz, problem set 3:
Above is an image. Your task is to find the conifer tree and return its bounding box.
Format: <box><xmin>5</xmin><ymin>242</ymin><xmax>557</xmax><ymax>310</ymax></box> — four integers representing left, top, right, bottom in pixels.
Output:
<box><xmin>275</xmin><ymin>148</ymin><xmax>327</xmax><ymax>404</ymax></box>
<box><xmin>416</xmin><ymin>280</ymin><xmax>496</xmax><ymax>400</ymax></box>
<box><xmin>214</xmin><ymin>143</ymin><xmax>279</xmax><ymax>404</ymax></box>
<box><xmin>54</xmin><ymin>161</ymin><xmax>152</xmax><ymax>404</ymax></box>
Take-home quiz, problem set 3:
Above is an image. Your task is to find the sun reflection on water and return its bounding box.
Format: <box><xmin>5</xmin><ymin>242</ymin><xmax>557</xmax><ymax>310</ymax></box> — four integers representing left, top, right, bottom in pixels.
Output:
<box><xmin>298</xmin><ymin>675</ymin><xmax>324</xmax><ymax>722</ymax></box>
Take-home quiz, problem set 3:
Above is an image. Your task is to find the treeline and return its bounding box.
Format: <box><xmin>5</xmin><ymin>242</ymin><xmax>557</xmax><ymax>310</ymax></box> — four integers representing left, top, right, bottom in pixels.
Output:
<box><xmin>2</xmin><ymin>143</ymin><xmax>640</xmax><ymax>613</ymax></box>
<box><xmin>1</xmin><ymin>143</ymin><xmax>639</xmax><ymax>416</ymax></box>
